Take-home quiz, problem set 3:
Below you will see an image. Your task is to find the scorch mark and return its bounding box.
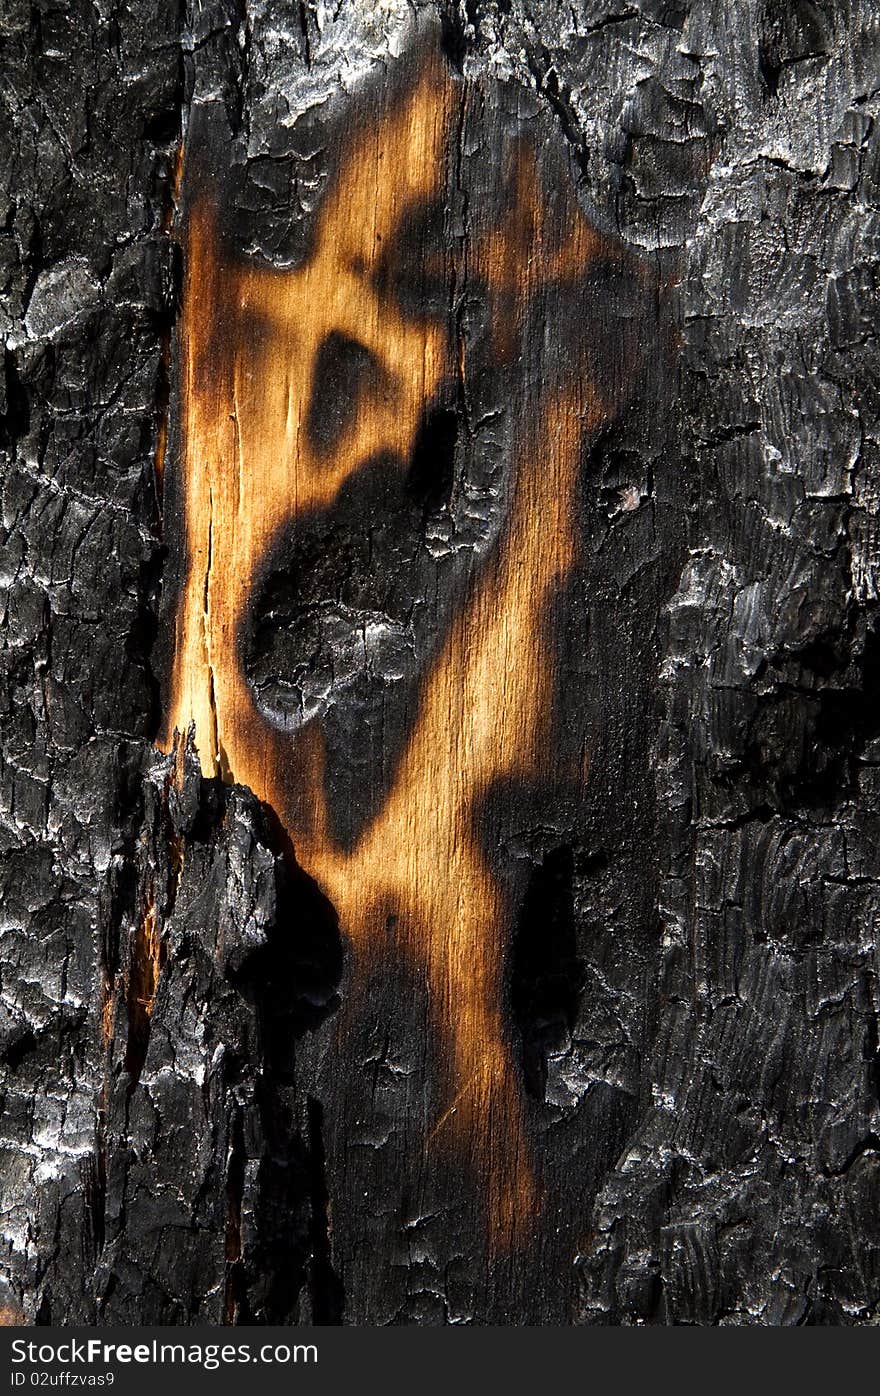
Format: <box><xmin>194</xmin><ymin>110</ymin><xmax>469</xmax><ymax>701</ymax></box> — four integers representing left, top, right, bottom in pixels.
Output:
<box><xmin>160</xmin><ymin>48</ymin><xmax>617</xmax><ymax>1246</ymax></box>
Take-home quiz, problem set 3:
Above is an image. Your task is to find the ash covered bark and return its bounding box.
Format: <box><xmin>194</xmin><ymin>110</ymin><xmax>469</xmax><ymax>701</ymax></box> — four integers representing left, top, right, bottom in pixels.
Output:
<box><xmin>0</xmin><ymin>0</ymin><xmax>878</xmax><ymax>1326</ymax></box>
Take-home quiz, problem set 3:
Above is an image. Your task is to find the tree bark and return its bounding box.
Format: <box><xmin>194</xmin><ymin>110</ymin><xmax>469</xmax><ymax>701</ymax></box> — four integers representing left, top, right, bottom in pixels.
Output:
<box><xmin>1</xmin><ymin>0</ymin><xmax>879</xmax><ymax>1326</ymax></box>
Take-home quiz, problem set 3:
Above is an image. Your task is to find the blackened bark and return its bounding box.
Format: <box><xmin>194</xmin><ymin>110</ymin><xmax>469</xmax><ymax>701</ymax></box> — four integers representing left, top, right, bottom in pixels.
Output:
<box><xmin>1</xmin><ymin>0</ymin><xmax>879</xmax><ymax>1327</ymax></box>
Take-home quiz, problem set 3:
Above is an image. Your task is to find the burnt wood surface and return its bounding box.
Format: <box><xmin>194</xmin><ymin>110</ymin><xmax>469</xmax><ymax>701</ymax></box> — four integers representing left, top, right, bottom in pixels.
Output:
<box><xmin>1</xmin><ymin>0</ymin><xmax>880</xmax><ymax>1326</ymax></box>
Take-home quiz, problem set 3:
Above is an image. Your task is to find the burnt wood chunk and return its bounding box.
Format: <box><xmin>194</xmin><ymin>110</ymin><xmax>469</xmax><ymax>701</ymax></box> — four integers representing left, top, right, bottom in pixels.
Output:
<box><xmin>1</xmin><ymin>0</ymin><xmax>879</xmax><ymax>1326</ymax></box>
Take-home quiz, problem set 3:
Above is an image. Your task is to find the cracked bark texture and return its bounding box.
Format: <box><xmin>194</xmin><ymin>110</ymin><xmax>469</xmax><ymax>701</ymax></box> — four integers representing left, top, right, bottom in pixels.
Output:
<box><xmin>1</xmin><ymin>0</ymin><xmax>879</xmax><ymax>1326</ymax></box>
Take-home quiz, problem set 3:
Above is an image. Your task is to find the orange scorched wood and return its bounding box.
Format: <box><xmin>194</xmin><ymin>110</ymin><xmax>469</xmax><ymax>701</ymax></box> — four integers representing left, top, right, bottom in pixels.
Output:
<box><xmin>160</xmin><ymin>50</ymin><xmax>611</xmax><ymax>1247</ymax></box>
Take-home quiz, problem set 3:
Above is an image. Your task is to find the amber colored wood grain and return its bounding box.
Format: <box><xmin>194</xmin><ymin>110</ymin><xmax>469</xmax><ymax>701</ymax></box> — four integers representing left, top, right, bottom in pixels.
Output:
<box><xmin>160</xmin><ymin>49</ymin><xmax>613</xmax><ymax>1248</ymax></box>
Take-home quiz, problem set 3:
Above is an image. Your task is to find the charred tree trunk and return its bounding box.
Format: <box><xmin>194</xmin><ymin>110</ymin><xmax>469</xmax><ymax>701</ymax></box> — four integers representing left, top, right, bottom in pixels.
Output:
<box><xmin>1</xmin><ymin>0</ymin><xmax>879</xmax><ymax>1326</ymax></box>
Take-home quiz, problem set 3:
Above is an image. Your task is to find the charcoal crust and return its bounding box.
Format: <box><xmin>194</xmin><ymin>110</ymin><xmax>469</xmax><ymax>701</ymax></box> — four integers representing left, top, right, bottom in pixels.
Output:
<box><xmin>1</xmin><ymin>0</ymin><xmax>879</xmax><ymax>1326</ymax></box>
